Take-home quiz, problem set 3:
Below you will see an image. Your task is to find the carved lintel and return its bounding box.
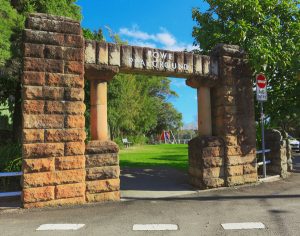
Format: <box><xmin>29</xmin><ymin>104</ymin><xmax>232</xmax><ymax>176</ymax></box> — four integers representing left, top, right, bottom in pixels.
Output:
<box><xmin>186</xmin><ymin>75</ymin><xmax>219</xmax><ymax>88</ymax></box>
<box><xmin>85</xmin><ymin>64</ymin><xmax>119</xmax><ymax>82</ymax></box>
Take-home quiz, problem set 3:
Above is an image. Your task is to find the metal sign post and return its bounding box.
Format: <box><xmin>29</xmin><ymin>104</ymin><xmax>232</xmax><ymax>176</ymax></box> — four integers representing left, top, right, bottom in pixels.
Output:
<box><xmin>256</xmin><ymin>73</ymin><xmax>268</xmax><ymax>178</ymax></box>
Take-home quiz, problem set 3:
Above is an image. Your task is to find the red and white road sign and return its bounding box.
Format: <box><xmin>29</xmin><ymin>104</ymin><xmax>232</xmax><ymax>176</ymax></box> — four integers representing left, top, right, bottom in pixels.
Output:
<box><xmin>256</xmin><ymin>74</ymin><xmax>267</xmax><ymax>88</ymax></box>
<box><xmin>256</xmin><ymin>73</ymin><xmax>267</xmax><ymax>101</ymax></box>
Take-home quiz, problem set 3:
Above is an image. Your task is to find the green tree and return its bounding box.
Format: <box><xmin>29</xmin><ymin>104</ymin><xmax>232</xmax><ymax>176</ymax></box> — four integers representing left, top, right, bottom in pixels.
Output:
<box><xmin>192</xmin><ymin>0</ymin><xmax>300</xmax><ymax>134</ymax></box>
<box><xmin>107</xmin><ymin>74</ymin><xmax>182</xmax><ymax>141</ymax></box>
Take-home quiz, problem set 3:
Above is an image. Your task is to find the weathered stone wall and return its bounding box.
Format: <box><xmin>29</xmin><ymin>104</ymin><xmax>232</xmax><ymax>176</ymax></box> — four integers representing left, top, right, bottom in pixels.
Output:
<box><xmin>189</xmin><ymin>136</ymin><xmax>226</xmax><ymax>188</ymax></box>
<box><xmin>85</xmin><ymin>141</ymin><xmax>120</xmax><ymax>202</ymax></box>
<box><xmin>265</xmin><ymin>129</ymin><xmax>290</xmax><ymax>178</ymax></box>
<box><xmin>207</xmin><ymin>44</ymin><xmax>257</xmax><ymax>187</ymax></box>
<box><xmin>21</xmin><ymin>13</ymin><xmax>86</xmax><ymax>208</ymax></box>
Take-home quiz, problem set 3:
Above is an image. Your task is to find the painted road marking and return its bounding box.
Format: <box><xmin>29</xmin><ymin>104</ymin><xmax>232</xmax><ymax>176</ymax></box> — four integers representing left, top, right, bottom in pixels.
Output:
<box><xmin>36</xmin><ymin>224</ymin><xmax>85</xmax><ymax>231</ymax></box>
<box><xmin>222</xmin><ymin>222</ymin><xmax>265</xmax><ymax>230</ymax></box>
<box><xmin>133</xmin><ymin>224</ymin><xmax>178</xmax><ymax>231</ymax></box>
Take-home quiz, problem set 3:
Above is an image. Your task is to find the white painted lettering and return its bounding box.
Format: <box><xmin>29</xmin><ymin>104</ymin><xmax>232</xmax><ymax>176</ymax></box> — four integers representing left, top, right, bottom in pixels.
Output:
<box><xmin>152</xmin><ymin>51</ymin><xmax>159</xmax><ymax>59</ymax></box>
<box><xmin>160</xmin><ymin>52</ymin><xmax>167</xmax><ymax>60</ymax></box>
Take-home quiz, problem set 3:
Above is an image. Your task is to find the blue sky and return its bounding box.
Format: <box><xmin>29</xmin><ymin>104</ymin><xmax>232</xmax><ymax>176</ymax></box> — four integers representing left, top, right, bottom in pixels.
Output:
<box><xmin>77</xmin><ymin>0</ymin><xmax>209</xmax><ymax>127</ymax></box>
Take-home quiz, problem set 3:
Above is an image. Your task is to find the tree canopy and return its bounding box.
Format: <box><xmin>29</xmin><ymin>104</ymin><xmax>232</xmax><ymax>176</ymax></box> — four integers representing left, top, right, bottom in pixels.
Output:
<box><xmin>192</xmin><ymin>0</ymin><xmax>300</xmax><ymax>135</ymax></box>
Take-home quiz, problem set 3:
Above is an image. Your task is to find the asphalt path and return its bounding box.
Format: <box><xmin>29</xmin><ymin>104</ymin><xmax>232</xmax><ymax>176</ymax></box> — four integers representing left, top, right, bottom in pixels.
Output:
<box><xmin>0</xmin><ymin>155</ymin><xmax>299</xmax><ymax>236</ymax></box>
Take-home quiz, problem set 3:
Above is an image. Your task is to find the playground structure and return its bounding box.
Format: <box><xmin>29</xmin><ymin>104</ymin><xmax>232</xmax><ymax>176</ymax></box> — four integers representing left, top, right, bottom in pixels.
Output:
<box><xmin>20</xmin><ymin>13</ymin><xmax>258</xmax><ymax>208</ymax></box>
<box><xmin>160</xmin><ymin>130</ymin><xmax>177</xmax><ymax>144</ymax></box>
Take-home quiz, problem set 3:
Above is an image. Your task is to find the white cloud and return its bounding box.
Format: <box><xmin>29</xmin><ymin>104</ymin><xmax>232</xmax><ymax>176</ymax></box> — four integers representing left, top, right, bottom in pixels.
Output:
<box><xmin>172</xmin><ymin>79</ymin><xmax>186</xmax><ymax>88</ymax></box>
<box><xmin>118</xmin><ymin>26</ymin><xmax>197</xmax><ymax>52</ymax></box>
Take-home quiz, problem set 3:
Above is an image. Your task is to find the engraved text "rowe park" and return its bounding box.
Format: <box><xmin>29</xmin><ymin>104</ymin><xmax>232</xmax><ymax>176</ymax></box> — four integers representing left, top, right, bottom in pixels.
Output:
<box><xmin>129</xmin><ymin>50</ymin><xmax>189</xmax><ymax>70</ymax></box>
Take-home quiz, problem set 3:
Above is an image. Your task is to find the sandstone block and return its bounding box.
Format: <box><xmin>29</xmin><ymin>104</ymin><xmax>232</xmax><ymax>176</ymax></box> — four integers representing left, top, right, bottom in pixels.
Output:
<box><xmin>184</xmin><ymin>52</ymin><xmax>193</xmax><ymax>74</ymax></box>
<box><xmin>65</xmin><ymin>142</ymin><xmax>85</xmax><ymax>155</ymax></box>
<box><xmin>86</xmin><ymin>191</ymin><xmax>120</xmax><ymax>203</ymax></box>
<box><xmin>86</xmin><ymin>166</ymin><xmax>120</xmax><ymax>181</ymax></box>
<box><xmin>202</xmin><ymin>147</ymin><xmax>224</xmax><ymax>157</ymax></box>
<box><xmin>22</xmin><ymin>72</ymin><xmax>45</xmax><ymax>86</ymax></box>
<box><xmin>23</xmin><ymin>158</ymin><xmax>54</xmax><ymax>173</ymax></box>
<box><xmin>23</xmin><ymin>129</ymin><xmax>44</xmax><ymax>143</ymax></box>
<box><xmin>202</xmin><ymin>55</ymin><xmax>210</xmax><ymax>75</ymax></box>
<box><xmin>46</xmin><ymin>73</ymin><xmax>83</xmax><ymax>88</ymax></box>
<box><xmin>203</xmin><ymin>167</ymin><xmax>225</xmax><ymax>178</ymax></box>
<box><xmin>23</xmin><ymin>100</ymin><xmax>44</xmax><ymax>114</ymax></box>
<box><xmin>243</xmin><ymin>163</ymin><xmax>257</xmax><ymax>174</ymax></box>
<box><xmin>55</xmin><ymin>183</ymin><xmax>85</xmax><ymax>199</ymax></box>
<box><xmin>44</xmin><ymin>45</ymin><xmax>63</xmax><ymax>60</ymax></box>
<box><xmin>133</xmin><ymin>46</ymin><xmax>143</xmax><ymax>69</ymax></box>
<box><xmin>226</xmin><ymin>146</ymin><xmax>242</xmax><ymax>156</ymax></box>
<box><xmin>23</xmin><ymin>143</ymin><xmax>64</xmax><ymax>158</ymax></box>
<box><xmin>24</xmin><ymin>43</ymin><xmax>44</xmax><ymax>58</ymax></box>
<box><xmin>193</xmin><ymin>54</ymin><xmax>202</xmax><ymax>74</ymax></box>
<box><xmin>65</xmin><ymin>115</ymin><xmax>85</xmax><ymax>128</ymax></box>
<box><xmin>86</xmin><ymin>179</ymin><xmax>120</xmax><ymax>193</ymax></box>
<box><xmin>108</xmin><ymin>43</ymin><xmax>120</xmax><ymax>66</ymax></box>
<box><xmin>24</xmin><ymin>57</ymin><xmax>45</xmax><ymax>71</ymax></box>
<box><xmin>23</xmin><ymin>172</ymin><xmax>55</xmax><ymax>187</ymax></box>
<box><xmin>120</xmin><ymin>45</ymin><xmax>132</xmax><ymax>68</ymax></box>
<box><xmin>54</xmin><ymin>169</ymin><xmax>85</xmax><ymax>185</ymax></box>
<box><xmin>23</xmin><ymin>196</ymin><xmax>85</xmax><ymax>209</ymax></box>
<box><xmin>227</xmin><ymin>175</ymin><xmax>245</xmax><ymax>186</ymax></box>
<box><xmin>55</xmin><ymin>156</ymin><xmax>85</xmax><ymax>170</ymax></box>
<box><xmin>23</xmin><ymin>114</ymin><xmax>64</xmax><ymax>129</ymax></box>
<box><xmin>226</xmin><ymin>165</ymin><xmax>243</xmax><ymax>176</ymax></box>
<box><xmin>64</xmin><ymin>88</ymin><xmax>84</xmax><ymax>101</ymax></box>
<box><xmin>23</xmin><ymin>186</ymin><xmax>54</xmax><ymax>203</ymax></box>
<box><xmin>43</xmin><ymin>86</ymin><xmax>64</xmax><ymax>100</ymax></box>
<box><xmin>85</xmin><ymin>40</ymin><xmax>96</xmax><ymax>63</ymax></box>
<box><xmin>85</xmin><ymin>153</ymin><xmax>119</xmax><ymax>168</ymax></box>
<box><xmin>45</xmin><ymin>101</ymin><xmax>64</xmax><ymax>114</ymax></box>
<box><xmin>243</xmin><ymin>173</ymin><xmax>258</xmax><ymax>183</ymax></box>
<box><xmin>64</xmin><ymin>34</ymin><xmax>83</xmax><ymax>48</ymax></box>
<box><xmin>26</xmin><ymin>16</ymin><xmax>81</xmax><ymax>35</ymax></box>
<box><xmin>98</xmin><ymin>42</ymin><xmax>108</xmax><ymax>65</ymax></box>
<box><xmin>64</xmin><ymin>61</ymin><xmax>83</xmax><ymax>74</ymax></box>
<box><xmin>86</xmin><ymin>140</ymin><xmax>119</xmax><ymax>154</ymax></box>
<box><xmin>203</xmin><ymin>156</ymin><xmax>224</xmax><ymax>168</ymax></box>
<box><xmin>223</xmin><ymin>135</ymin><xmax>238</xmax><ymax>146</ymax></box>
<box><xmin>63</xmin><ymin>47</ymin><xmax>83</xmax><ymax>61</ymax></box>
<box><xmin>45</xmin><ymin>129</ymin><xmax>86</xmax><ymax>142</ymax></box>
<box><xmin>65</xmin><ymin>101</ymin><xmax>85</xmax><ymax>115</ymax></box>
<box><xmin>203</xmin><ymin>177</ymin><xmax>225</xmax><ymax>188</ymax></box>
<box><xmin>23</xmin><ymin>86</ymin><xmax>43</xmax><ymax>100</ymax></box>
<box><xmin>24</xmin><ymin>29</ymin><xmax>65</xmax><ymax>46</ymax></box>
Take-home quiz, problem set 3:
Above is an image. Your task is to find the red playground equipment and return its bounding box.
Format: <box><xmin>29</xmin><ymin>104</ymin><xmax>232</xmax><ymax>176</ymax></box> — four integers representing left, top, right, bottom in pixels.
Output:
<box><xmin>160</xmin><ymin>130</ymin><xmax>177</xmax><ymax>144</ymax></box>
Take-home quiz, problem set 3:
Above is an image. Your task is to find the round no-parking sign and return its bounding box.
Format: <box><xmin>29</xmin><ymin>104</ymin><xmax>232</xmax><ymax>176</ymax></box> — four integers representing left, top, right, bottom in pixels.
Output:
<box><xmin>256</xmin><ymin>73</ymin><xmax>267</xmax><ymax>101</ymax></box>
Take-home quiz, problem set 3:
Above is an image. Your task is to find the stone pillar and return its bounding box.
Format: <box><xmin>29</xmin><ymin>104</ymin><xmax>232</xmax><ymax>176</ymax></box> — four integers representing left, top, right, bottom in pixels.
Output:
<box><xmin>84</xmin><ymin>62</ymin><xmax>120</xmax><ymax>203</ymax></box>
<box><xmin>211</xmin><ymin>44</ymin><xmax>257</xmax><ymax>186</ymax></box>
<box><xmin>189</xmin><ymin>136</ymin><xmax>226</xmax><ymax>188</ymax></box>
<box><xmin>90</xmin><ymin>80</ymin><xmax>108</xmax><ymax>140</ymax></box>
<box><xmin>85</xmin><ymin>141</ymin><xmax>120</xmax><ymax>202</ymax></box>
<box><xmin>265</xmin><ymin>129</ymin><xmax>289</xmax><ymax>178</ymax></box>
<box><xmin>197</xmin><ymin>87</ymin><xmax>212</xmax><ymax>135</ymax></box>
<box><xmin>21</xmin><ymin>13</ymin><xmax>86</xmax><ymax>208</ymax></box>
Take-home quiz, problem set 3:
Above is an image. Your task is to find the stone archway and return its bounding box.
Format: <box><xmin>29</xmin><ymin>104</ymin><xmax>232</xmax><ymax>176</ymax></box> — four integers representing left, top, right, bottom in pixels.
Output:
<box><xmin>21</xmin><ymin>13</ymin><xmax>257</xmax><ymax>208</ymax></box>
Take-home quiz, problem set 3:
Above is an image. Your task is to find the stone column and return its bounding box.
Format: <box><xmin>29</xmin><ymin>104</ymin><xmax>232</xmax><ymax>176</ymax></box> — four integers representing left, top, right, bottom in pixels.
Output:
<box><xmin>90</xmin><ymin>80</ymin><xmax>108</xmax><ymax>140</ymax></box>
<box><xmin>211</xmin><ymin>44</ymin><xmax>257</xmax><ymax>186</ymax></box>
<box><xmin>84</xmin><ymin>64</ymin><xmax>120</xmax><ymax>203</ymax></box>
<box><xmin>197</xmin><ymin>87</ymin><xmax>212</xmax><ymax>135</ymax></box>
<box><xmin>21</xmin><ymin>13</ymin><xmax>86</xmax><ymax>208</ymax></box>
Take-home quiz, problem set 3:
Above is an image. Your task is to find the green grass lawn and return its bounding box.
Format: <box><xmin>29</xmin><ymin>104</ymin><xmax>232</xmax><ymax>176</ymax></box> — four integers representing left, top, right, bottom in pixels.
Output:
<box><xmin>119</xmin><ymin>144</ymin><xmax>188</xmax><ymax>171</ymax></box>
